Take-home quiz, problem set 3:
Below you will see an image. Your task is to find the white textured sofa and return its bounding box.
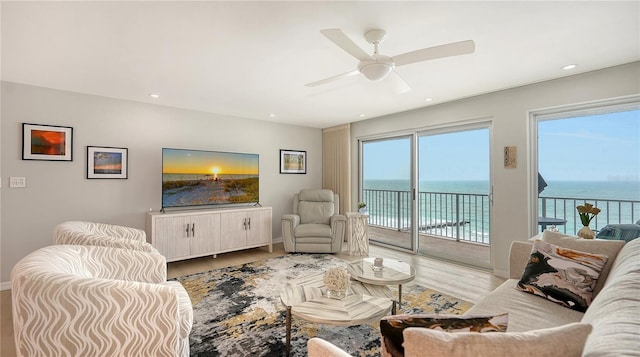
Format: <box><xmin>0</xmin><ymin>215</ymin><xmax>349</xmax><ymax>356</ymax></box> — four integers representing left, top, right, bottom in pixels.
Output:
<box><xmin>54</xmin><ymin>220</ymin><xmax>159</xmax><ymax>253</ymax></box>
<box><xmin>461</xmin><ymin>231</ymin><xmax>638</xmax><ymax>356</ymax></box>
<box><xmin>310</xmin><ymin>231</ymin><xmax>640</xmax><ymax>356</ymax></box>
<box><xmin>11</xmin><ymin>245</ymin><xmax>192</xmax><ymax>357</ymax></box>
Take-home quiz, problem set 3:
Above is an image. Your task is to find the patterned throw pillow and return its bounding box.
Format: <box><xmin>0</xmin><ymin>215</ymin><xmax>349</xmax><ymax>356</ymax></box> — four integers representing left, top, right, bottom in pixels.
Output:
<box><xmin>380</xmin><ymin>313</ymin><xmax>508</xmax><ymax>357</ymax></box>
<box><xmin>517</xmin><ymin>239</ymin><xmax>608</xmax><ymax>312</ymax></box>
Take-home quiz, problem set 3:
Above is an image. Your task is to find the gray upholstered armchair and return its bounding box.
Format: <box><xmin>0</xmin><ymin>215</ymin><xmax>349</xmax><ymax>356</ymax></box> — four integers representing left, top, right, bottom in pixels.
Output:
<box><xmin>282</xmin><ymin>189</ymin><xmax>346</xmax><ymax>253</ymax></box>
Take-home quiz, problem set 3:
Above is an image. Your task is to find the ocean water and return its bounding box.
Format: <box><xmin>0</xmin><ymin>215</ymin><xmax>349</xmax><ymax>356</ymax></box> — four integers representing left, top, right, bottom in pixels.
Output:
<box><xmin>363</xmin><ymin>179</ymin><xmax>640</xmax><ymax>241</ymax></box>
<box><xmin>364</xmin><ymin>179</ymin><xmax>640</xmax><ymax>200</ymax></box>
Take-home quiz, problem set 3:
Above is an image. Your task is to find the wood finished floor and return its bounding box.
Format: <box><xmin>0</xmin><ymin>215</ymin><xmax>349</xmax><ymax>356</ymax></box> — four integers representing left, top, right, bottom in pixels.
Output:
<box><xmin>1</xmin><ymin>242</ymin><xmax>504</xmax><ymax>357</ymax></box>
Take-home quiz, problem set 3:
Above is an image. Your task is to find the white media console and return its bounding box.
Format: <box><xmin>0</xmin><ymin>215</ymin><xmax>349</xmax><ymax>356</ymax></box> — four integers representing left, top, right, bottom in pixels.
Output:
<box><xmin>146</xmin><ymin>206</ymin><xmax>272</xmax><ymax>262</ymax></box>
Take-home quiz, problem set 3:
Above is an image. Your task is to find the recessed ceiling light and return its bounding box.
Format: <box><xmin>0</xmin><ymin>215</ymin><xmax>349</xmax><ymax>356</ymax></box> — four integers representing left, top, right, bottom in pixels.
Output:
<box><xmin>562</xmin><ymin>64</ymin><xmax>577</xmax><ymax>70</ymax></box>
<box><xmin>424</xmin><ymin>98</ymin><xmax>433</xmax><ymax>102</ymax></box>
<box><xmin>269</xmin><ymin>113</ymin><xmax>276</xmax><ymax>117</ymax></box>
<box><xmin>149</xmin><ymin>93</ymin><xmax>160</xmax><ymax>98</ymax></box>
<box><xmin>359</xmin><ymin>114</ymin><xmax>365</xmax><ymax>117</ymax></box>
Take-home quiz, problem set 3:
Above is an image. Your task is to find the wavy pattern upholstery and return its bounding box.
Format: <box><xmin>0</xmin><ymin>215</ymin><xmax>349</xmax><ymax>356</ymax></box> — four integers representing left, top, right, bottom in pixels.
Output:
<box><xmin>11</xmin><ymin>245</ymin><xmax>192</xmax><ymax>357</ymax></box>
<box><xmin>54</xmin><ymin>221</ymin><xmax>159</xmax><ymax>253</ymax></box>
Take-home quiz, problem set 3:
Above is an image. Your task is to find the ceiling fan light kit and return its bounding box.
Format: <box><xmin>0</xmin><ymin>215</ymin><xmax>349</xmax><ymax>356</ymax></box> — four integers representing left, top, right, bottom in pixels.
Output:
<box><xmin>358</xmin><ymin>57</ymin><xmax>395</xmax><ymax>81</ymax></box>
<box><xmin>307</xmin><ymin>28</ymin><xmax>475</xmax><ymax>93</ymax></box>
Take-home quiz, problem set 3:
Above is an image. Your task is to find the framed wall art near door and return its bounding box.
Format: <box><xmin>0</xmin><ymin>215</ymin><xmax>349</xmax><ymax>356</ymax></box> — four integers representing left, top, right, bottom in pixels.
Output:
<box><xmin>22</xmin><ymin>123</ymin><xmax>73</xmax><ymax>161</ymax></box>
<box><xmin>87</xmin><ymin>146</ymin><xmax>128</xmax><ymax>179</ymax></box>
<box><xmin>280</xmin><ymin>149</ymin><xmax>306</xmax><ymax>174</ymax></box>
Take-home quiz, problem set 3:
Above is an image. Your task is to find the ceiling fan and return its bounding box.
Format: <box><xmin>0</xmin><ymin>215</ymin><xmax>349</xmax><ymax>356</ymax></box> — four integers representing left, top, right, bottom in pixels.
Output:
<box><xmin>306</xmin><ymin>28</ymin><xmax>475</xmax><ymax>93</ymax></box>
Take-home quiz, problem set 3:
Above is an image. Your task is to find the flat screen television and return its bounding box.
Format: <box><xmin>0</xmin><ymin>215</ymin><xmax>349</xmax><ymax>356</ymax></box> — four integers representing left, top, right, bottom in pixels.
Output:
<box><xmin>162</xmin><ymin>148</ymin><xmax>259</xmax><ymax>209</ymax></box>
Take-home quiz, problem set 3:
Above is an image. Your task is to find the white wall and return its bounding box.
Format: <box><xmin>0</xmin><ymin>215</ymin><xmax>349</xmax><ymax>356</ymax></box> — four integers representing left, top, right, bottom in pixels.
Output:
<box><xmin>350</xmin><ymin>62</ymin><xmax>640</xmax><ymax>276</ymax></box>
<box><xmin>0</xmin><ymin>82</ymin><xmax>322</xmax><ymax>284</ymax></box>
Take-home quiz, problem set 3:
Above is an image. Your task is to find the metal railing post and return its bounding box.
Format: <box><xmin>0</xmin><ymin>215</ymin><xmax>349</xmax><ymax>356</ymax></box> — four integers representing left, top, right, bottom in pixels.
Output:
<box><xmin>396</xmin><ymin>191</ymin><xmax>400</xmax><ymax>231</ymax></box>
<box><xmin>455</xmin><ymin>194</ymin><xmax>460</xmax><ymax>242</ymax></box>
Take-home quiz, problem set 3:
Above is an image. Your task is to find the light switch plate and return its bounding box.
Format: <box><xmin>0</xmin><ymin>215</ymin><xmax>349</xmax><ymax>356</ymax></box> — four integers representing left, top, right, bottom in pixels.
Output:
<box><xmin>9</xmin><ymin>177</ymin><xmax>26</xmax><ymax>188</ymax></box>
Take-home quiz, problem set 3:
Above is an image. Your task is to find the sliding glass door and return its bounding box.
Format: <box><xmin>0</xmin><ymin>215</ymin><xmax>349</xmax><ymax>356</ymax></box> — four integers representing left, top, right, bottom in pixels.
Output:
<box><xmin>417</xmin><ymin>126</ymin><xmax>491</xmax><ymax>267</ymax></box>
<box><xmin>360</xmin><ymin>124</ymin><xmax>492</xmax><ymax>268</ymax></box>
<box><xmin>361</xmin><ymin>136</ymin><xmax>414</xmax><ymax>250</ymax></box>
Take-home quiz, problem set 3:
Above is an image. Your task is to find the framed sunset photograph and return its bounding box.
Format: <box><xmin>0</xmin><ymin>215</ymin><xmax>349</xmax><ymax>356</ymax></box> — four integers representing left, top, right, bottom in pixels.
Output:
<box><xmin>87</xmin><ymin>146</ymin><xmax>128</xmax><ymax>179</ymax></box>
<box><xmin>22</xmin><ymin>123</ymin><xmax>73</xmax><ymax>161</ymax></box>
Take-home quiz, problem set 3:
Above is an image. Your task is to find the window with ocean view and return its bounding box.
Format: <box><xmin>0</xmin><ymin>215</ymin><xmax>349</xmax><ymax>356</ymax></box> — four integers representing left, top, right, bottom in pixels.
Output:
<box><xmin>536</xmin><ymin>104</ymin><xmax>640</xmax><ymax>237</ymax></box>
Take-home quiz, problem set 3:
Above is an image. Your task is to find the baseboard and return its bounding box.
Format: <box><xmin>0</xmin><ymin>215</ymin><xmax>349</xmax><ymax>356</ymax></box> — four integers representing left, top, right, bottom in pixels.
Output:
<box><xmin>1</xmin><ymin>281</ymin><xmax>11</xmax><ymax>291</ymax></box>
<box><xmin>493</xmin><ymin>269</ymin><xmax>509</xmax><ymax>279</ymax></box>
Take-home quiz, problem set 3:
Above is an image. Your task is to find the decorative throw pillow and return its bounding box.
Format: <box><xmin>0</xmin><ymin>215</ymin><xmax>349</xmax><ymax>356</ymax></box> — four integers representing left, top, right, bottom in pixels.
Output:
<box><xmin>403</xmin><ymin>322</ymin><xmax>592</xmax><ymax>357</ymax></box>
<box><xmin>517</xmin><ymin>239</ymin><xmax>608</xmax><ymax>312</ymax></box>
<box><xmin>380</xmin><ymin>313</ymin><xmax>508</xmax><ymax>357</ymax></box>
<box><xmin>541</xmin><ymin>229</ymin><xmax>625</xmax><ymax>297</ymax></box>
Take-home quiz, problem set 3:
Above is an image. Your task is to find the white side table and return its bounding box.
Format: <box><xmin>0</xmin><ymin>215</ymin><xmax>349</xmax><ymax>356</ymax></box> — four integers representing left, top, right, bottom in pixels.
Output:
<box><xmin>346</xmin><ymin>212</ymin><xmax>369</xmax><ymax>256</ymax></box>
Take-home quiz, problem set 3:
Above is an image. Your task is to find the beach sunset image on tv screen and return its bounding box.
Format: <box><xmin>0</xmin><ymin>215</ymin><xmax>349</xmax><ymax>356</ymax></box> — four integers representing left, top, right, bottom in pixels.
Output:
<box><xmin>162</xmin><ymin>148</ymin><xmax>259</xmax><ymax>208</ymax></box>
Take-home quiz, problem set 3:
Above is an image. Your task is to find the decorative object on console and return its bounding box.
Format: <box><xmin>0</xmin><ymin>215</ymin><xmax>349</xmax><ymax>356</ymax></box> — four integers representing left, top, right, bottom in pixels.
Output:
<box><xmin>517</xmin><ymin>239</ymin><xmax>608</xmax><ymax>312</ymax></box>
<box><xmin>576</xmin><ymin>203</ymin><xmax>600</xmax><ymax>239</ymax></box>
<box><xmin>22</xmin><ymin>123</ymin><xmax>73</xmax><ymax>161</ymax></box>
<box><xmin>380</xmin><ymin>313</ymin><xmax>508</xmax><ymax>357</ymax></box>
<box><xmin>357</xmin><ymin>202</ymin><xmax>367</xmax><ymax>214</ymax></box>
<box><xmin>323</xmin><ymin>267</ymin><xmax>351</xmax><ymax>299</ymax></box>
<box><xmin>87</xmin><ymin>146</ymin><xmax>128</xmax><ymax>179</ymax></box>
<box><xmin>162</xmin><ymin>148</ymin><xmax>259</xmax><ymax>209</ymax></box>
<box><xmin>280</xmin><ymin>149</ymin><xmax>306</xmax><ymax>174</ymax></box>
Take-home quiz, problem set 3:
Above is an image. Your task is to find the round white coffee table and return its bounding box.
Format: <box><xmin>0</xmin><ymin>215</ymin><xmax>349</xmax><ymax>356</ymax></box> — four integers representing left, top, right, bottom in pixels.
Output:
<box><xmin>347</xmin><ymin>258</ymin><xmax>416</xmax><ymax>308</ymax></box>
<box><xmin>280</xmin><ymin>272</ymin><xmax>394</xmax><ymax>356</ymax></box>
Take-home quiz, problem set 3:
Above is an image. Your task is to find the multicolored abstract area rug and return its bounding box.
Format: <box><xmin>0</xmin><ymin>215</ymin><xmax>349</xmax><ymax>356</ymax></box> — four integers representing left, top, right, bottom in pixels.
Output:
<box><xmin>173</xmin><ymin>254</ymin><xmax>473</xmax><ymax>357</ymax></box>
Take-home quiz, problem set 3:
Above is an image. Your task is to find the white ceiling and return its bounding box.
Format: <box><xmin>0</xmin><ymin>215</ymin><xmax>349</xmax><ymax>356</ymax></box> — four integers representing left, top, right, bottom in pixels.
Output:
<box><xmin>2</xmin><ymin>1</ymin><xmax>639</xmax><ymax>129</ymax></box>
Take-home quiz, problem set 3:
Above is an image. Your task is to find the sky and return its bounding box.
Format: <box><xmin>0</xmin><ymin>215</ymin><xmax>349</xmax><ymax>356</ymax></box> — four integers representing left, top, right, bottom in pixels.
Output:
<box><xmin>539</xmin><ymin>109</ymin><xmax>639</xmax><ymax>182</ymax></box>
<box><xmin>363</xmin><ymin>109</ymin><xmax>640</xmax><ymax>182</ymax></box>
<box><xmin>163</xmin><ymin>148</ymin><xmax>259</xmax><ymax>175</ymax></box>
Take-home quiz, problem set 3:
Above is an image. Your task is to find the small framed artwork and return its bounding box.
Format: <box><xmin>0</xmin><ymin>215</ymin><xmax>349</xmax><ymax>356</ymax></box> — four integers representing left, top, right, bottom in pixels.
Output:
<box><xmin>87</xmin><ymin>146</ymin><xmax>128</xmax><ymax>179</ymax></box>
<box><xmin>280</xmin><ymin>149</ymin><xmax>306</xmax><ymax>174</ymax></box>
<box><xmin>22</xmin><ymin>123</ymin><xmax>73</xmax><ymax>161</ymax></box>
<box><xmin>504</xmin><ymin>146</ymin><xmax>517</xmax><ymax>168</ymax></box>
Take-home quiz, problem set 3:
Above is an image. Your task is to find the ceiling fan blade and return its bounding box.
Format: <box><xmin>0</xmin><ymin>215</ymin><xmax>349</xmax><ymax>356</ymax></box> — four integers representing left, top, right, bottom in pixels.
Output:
<box><xmin>320</xmin><ymin>29</ymin><xmax>373</xmax><ymax>61</ymax></box>
<box><xmin>386</xmin><ymin>71</ymin><xmax>411</xmax><ymax>94</ymax></box>
<box><xmin>393</xmin><ymin>40</ymin><xmax>475</xmax><ymax>67</ymax></box>
<box><xmin>305</xmin><ymin>70</ymin><xmax>360</xmax><ymax>87</ymax></box>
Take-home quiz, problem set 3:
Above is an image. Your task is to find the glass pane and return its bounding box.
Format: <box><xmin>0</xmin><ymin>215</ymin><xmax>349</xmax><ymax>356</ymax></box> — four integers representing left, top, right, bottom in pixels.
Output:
<box><xmin>538</xmin><ymin>109</ymin><xmax>640</xmax><ymax>236</ymax></box>
<box><xmin>418</xmin><ymin>128</ymin><xmax>490</xmax><ymax>266</ymax></box>
<box><xmin>362</xmin><ymin>137</ymin><xmax>413</xmax><ymax>250</ymax></box>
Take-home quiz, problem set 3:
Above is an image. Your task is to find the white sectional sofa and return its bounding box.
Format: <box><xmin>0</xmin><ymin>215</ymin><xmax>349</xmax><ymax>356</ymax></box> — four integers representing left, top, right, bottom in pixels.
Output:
<box><xmin>309</xmin><ymin>231</ymin><xmax>640</xmax><ymax>356</ymax></box>
<box><xmin>465</xmin><ymin>231</ymin><xmax>638</xmax><ymax>356</ymax></box>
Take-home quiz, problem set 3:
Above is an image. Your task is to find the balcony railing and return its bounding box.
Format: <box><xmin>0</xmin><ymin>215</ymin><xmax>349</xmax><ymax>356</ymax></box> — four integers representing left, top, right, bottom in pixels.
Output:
<box><xmin>539</xmin><ymin>196</ymin><xmax>640</xmax><ymax>235</ymax></box>
<box><xmin>363</xmin><ymin>189</ymin><xmax>490</xmax><ymax>245</ymax></box>
<box><xmin>363</xmin><ymin>188</ymin><xmax>640</xmax><ymax>245</ymax></box>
